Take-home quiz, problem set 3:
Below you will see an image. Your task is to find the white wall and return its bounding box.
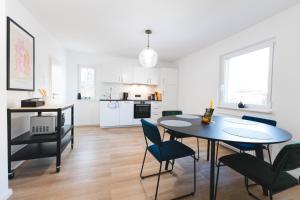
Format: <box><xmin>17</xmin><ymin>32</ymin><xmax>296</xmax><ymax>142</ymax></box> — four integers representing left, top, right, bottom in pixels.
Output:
<box><xmin>177</xmin><ymin>3</ymin><xmax>300</xmax><ymax>158</ymax></box>
<box><xmin>66</xmin><ymin>50</ymin><xmax>174</xmax><ymax>126</ymax></box>
<box><xmin>0</xmin><ymin>0</ymin><xmax>12</xmax><ymax>199</ymax></box>
<box><xmin>6</xmin><ymin>0</ymin><xmax>67</xmax><ymax>107</ymax></box>
<box><xmin>6</xmin><ymin>0</ymin><xmax>67</xmax><ymax>172</ymax></box>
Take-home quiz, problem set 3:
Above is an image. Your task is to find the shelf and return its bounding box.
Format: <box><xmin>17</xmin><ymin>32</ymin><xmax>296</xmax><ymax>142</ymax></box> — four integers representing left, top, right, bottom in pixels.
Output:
<box><xmin>11</xmin><ymin>125</ymin><xmax>73</xmax><ymax>145</ymax></box>
<box><xmin>8</xmin><ymin>104</ymin><xmax>74</xmax><ymax>112</ymax></box>
<box><xmin>11</xmin><ymin>134</ymin><xmax>71</xmax><ymax>162</ymax></box>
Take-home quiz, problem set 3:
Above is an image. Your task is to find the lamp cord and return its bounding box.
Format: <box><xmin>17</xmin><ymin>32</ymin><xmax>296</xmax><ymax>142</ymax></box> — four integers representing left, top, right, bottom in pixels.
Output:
<box><xmin>147</xmin><ymin>33</ymin><xmax>149</xmax><ymax>48</ymax></box>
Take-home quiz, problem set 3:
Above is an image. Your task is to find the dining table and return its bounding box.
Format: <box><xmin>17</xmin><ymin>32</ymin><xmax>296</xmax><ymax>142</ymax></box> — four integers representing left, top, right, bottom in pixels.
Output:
<box><xmin>157</xmin><ymin>115</ymin><xmax>292</xmax><ymax>200</ymax></box>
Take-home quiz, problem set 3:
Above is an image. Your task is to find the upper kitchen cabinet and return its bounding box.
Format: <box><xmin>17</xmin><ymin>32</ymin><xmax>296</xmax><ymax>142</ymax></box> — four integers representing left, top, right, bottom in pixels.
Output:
<box><xmin>133</xmin><ymin>67</ymin><xmax>148</xmax><ymax>84</ymax></box>
<box><xmin>148</xmin><ymin>68</ymin><xmax>159</xmax><ymax>85</ymax></box>
<box><xmin>100</xmin><ymin>65</ymin><xmax>133</xmax><ymax>84</ymax></box>
<box><xmin>120</xmin><ymin>65</ymin><xmax>134</xmax><ymax>84</ymax></box>
<box><xmin>133</xmin><ymin>67</ymin><xmax>159</xmax><ymax>85</ymax></box>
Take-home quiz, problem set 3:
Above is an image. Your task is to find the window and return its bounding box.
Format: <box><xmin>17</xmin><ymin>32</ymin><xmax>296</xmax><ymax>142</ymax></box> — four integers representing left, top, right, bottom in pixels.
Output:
<box><xmin>219</xmin><ymin>40</ymin><xmax>274</xmax><ymax>111</ymax></box>
<box><xmin>78</xmin><ymin>66</ymin><xmax>95</xmax><ymax>99</ymax></box>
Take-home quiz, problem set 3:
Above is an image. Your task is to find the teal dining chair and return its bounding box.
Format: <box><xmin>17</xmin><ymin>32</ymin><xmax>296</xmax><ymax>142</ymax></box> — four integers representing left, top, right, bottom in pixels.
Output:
<box><xmin>216</xmin><ymin>115</ymin><xmax>277</xmax><ymax>164</ymax></box>
<box><xmin>215</xmin><ymin>143</ymin><xmax>300</xmax><ymax>200</ymax></box>
<box><xmin>140</xmin><ymin>119</ymin><xmax>196</xmax><ymax>200</ymax></box>
<box><xmin>162</xmin><ymin>110</ymin><xmax>200</xmax><ymax>161</ymax></box>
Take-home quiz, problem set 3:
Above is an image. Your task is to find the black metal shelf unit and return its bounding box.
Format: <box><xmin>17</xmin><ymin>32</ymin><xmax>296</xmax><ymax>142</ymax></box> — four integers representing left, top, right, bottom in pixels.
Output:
<box><xmin>7</xmin><ymin>104</ymin><xmax>74</xmax><ymax>179</ymax></box>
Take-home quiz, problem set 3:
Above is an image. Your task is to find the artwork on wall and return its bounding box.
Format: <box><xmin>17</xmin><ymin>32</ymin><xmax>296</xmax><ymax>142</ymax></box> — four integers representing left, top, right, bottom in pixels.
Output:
<box><xmin>7</xmin><ymin>17</ymin><xmax>35</xmax><ymax>91</ymax></box>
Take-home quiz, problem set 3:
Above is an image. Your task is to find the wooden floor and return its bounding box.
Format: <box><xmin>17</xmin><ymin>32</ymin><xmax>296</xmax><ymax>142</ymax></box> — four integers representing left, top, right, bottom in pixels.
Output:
<box><xmin>9</xmin><ymin>126</ymin><xmax>300</xmax><ymax>200</ymax></box>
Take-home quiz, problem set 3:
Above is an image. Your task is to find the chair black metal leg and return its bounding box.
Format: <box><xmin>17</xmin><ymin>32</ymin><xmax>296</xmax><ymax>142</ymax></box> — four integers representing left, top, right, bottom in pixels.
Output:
<box><xmin>267</xmin><ymin>147</ymin><xmax>272</xmax><ymax>164</ymax></box>
<box><xmin>154</xmin><ymin>162</ymin><xmax>163</xmax><ymax>200</ymax></box>
<box><xmin>269</xmin><ymin>190</ymin><xmax>273</xmax><ymax>200</ymax></box>
<box><xmin>245</xmin><ymin>177</ymin><xmax>262</xmax><ymax>200</ymax></box>
<box><xmin>215</xmin><ymin>161</ymin><xmax>221</xmax><ymax>199</ymax></box>
<box><xmin>196</xmin><ymin>138</ymin><xmax>200</xmax><ymax>161</ymax></box>
<box><xmin>171</xmin><ymin>159</ymin><xmax>175</xmax><ymax>171</ymax></box>
<box><xmin>170</xmin><ymin>156</ymin><xmax>196</xmax><ymax>200</ymax></box>
<box><xmin>140</xmin><ymin>148</ymin><xmax>147</xmax><ymax>178</ymax></box>
<box><xmin>194</xmin><ymin>155</ymin><xmax>196</xmax><ymax>194</ymax></box>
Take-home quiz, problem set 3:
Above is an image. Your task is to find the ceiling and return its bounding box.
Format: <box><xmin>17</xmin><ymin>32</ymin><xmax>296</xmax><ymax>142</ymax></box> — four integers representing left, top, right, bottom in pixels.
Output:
<box><xmin>19</xmin><ymin>0</ymin><xmax>300</xmax><ymax>61</ymax></box>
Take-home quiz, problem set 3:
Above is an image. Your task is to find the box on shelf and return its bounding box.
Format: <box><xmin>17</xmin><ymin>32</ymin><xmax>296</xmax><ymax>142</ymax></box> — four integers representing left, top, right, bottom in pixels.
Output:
<box><xmin>30</xmin><ymin>114</ymin><xmax>65</xmax><ymax>135</ymax></box>
<box><xmin>30</xmin><ymin>115</ymin><xmax>56</xmax><ymax>135</ymax></box>
<box><xmin>21</xmin><ymin>98</ymin><xmax>45</xmax><ymax>107</ymax></box>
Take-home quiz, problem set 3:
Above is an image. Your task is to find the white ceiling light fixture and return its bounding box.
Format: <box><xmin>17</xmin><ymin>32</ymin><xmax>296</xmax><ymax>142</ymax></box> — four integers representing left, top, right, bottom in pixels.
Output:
<box><xmin>139</xmin><ymin>29</ymin><xmax>158</xmax><ymax>68</ymax></box>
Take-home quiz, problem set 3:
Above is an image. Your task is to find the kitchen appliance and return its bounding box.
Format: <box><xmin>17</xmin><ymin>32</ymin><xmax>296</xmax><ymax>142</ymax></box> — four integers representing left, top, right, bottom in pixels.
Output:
<box><xmin>30</xmin><ymin>113</ymin><xmax>65</xmax><ymax>135</ymax></box>
<box><xmin>30</xmin><ymin>115</ymin><xmax>56</xmax><ymax>135</ymax></box>
<box><xmin>134</xmin><ymin>101</ymin><xmax>151</xmax><ymax>119</ymax></box>
<box><xmin>122</xmin><ymin>92</ymin><xmax>129</xmax><ymax>100</ymax></box>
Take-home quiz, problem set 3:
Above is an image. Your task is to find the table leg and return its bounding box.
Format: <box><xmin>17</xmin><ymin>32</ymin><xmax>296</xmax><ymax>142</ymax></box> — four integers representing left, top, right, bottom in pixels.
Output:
<box><xmin>207</xmin><ymin>140</ymin><xmax>210</xmax><ymax>161</ymax></box>
<box><xmin>255</xmin><ymin>145</ymin><xmax>268</xmax><ymax>196</ymax></box>
<box><xmin>210</xmin><ymin>140</ymin><xmax>216</xmax><ymax>200</ymax></box>
<box><xmin>165</xmin><ymin>134</ymin><xmax>176</xmax><ymax>170</ymax></box>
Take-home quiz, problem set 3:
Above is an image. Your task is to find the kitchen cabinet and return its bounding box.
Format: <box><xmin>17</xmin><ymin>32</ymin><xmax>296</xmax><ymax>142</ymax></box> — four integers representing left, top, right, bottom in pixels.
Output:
<box><xmin>151</xmin><ymin>101</ymin><xmax>162</xmax><ymax>122</ymax></box>
<box><xmin>159</xmin><ymin>68</ymin><xmax>178</xmax><ymax>110</ymax></box>
<box><xmin>133</xmin><ymin>67</ymin><xmax>148</xmax><ymax>85</ymax></box>
<box><xmin>100</xmin><ymin>65</ymin><xmax>133</xmax><ymax>84</ymax></box>
<box><xmin>148</xmin><ymin>68</ymin><xmax>159</xmax><ymax>85</ymax></box>
<box><xmin>119</xmin><ymin>101</ymin><xmax>134</xmax><ymax>125</ymax></box>
<box><xmin>133</xmin><ymin>67</ymin><xmax>159</xmax><ymax>85</ymax></box>
<box><xmin>100</xmin><ymin>101</ymin><xmax>120</xmax><ymax>127</ymax></box>
<box><xmin>101</xmin><ymin>63</ymin><xmax>159</xmax><ymax>85</ymax></box>
<box><xmin>162</xmin><ymin>84</ymin><xmax>177</xmax><ymax>110</ymax></box>
<box><xmin>121</xmin><ymin>66</ymin><xmax>134</xmax><ymax>84</ymax></box>
<box><xmin>100</xmin><ymin>101</ymin><xmax>134</xmax><ymax>127</ymax></box>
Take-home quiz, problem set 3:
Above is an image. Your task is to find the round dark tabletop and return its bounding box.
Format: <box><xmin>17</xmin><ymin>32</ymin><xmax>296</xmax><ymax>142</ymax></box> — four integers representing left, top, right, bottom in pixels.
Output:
<box><xmin>158</xmin><ymin>115</ymin><xmax>292</xmax><ymax>144</ymax></box>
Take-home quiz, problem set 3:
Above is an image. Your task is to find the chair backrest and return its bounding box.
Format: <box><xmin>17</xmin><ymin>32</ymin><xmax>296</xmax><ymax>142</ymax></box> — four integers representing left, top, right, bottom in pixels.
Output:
<box><xmin>162</xmin><ymin>110</ymin><xmax>183</xmax><ymax>117</ymax></box>
<box><xmin>141</xmin><ymin>119</ymin><xmax>161</xmax><ymax>146</ymax></box>
<box><xmin>242</xmin><ymin>115</ymin><xmax>277</xmax><ymax>127</ymax></box>
<box><xmin>273</xmin><ymin>142</ymin><xmax>300</xmax><ymax>172</ymax></box>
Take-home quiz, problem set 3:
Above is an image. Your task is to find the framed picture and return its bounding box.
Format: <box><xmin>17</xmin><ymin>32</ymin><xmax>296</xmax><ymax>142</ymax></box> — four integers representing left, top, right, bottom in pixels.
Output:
<box><xmin>7</xmin><ymin>17</ymin><xmax>35</xmax><ymax>91</ymax></box>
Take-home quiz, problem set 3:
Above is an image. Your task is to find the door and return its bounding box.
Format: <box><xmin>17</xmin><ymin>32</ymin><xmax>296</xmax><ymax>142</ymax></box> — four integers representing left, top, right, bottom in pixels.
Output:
<box><xmin>100</xmin><ymin>101</ymin><xmax>120</xmax><ymax>127</ymax></box>
<box><xmin>119</xmin><ymin>101</ymin><xmax>134</xmax><ymax>125</ymax></box>
<box><xmin>50</xmin><ymin>58</ymin><xmax>65</xmax><ymax>103</ymax></box>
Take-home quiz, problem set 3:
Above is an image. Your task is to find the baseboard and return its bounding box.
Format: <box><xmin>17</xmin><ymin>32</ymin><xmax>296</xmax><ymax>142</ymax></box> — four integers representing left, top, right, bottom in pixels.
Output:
<box><xmin>75</xmin><ymin>124</ymin><xmax>99</xmax><ymax>128</ymax></box>
<box><xmin>0</xmin><ymin>188</ymin><xmax>12</xmax><ymax>200</ymax></box>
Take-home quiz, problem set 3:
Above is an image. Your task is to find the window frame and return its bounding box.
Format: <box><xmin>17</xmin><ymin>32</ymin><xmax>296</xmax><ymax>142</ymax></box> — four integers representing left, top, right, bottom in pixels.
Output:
<box><xmin>78</xmin><ymin>65</ymin><xmax>96</xmax><ymax>100</ymax></box>
<box><xmin>219</xmin><ymin>39</ymin><xmax>275</xmax><ymax>112</ymax></box>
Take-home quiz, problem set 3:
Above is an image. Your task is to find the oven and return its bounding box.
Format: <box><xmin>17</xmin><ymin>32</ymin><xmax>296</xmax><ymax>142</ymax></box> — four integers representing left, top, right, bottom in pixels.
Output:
<box><xmin>134</xmin><ymin>101</ymin><xmax>151</xmax><ymax>119</ymax></box>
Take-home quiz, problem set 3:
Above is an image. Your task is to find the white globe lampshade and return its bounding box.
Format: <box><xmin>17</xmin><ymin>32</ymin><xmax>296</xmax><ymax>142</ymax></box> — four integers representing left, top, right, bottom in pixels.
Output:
<box><xmin>139</xmin><ymin>47</ymin><xmax>158</xmax><ymax>68</ymax></box>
